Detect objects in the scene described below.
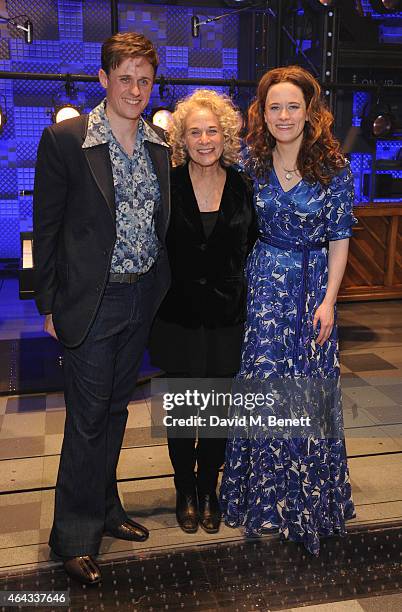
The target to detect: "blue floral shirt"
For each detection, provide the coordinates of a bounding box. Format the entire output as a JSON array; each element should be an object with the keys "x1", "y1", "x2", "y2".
[{"x1": 82, "y1": 99, "x2": 166, "y2": 274}]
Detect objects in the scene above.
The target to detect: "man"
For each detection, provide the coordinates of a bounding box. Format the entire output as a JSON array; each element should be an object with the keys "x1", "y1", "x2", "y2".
[{"x1": 33, "y1": 32, "x2": 170, "y2": 584}]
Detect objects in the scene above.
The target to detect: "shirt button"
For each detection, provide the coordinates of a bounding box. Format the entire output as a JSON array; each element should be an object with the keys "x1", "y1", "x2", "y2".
[
  {"x1": 102, "y1": 250, "x2": 108, "y2": 256},
  {"x1": 199, "y1": 278, "x2": 207, "y2": 285}
]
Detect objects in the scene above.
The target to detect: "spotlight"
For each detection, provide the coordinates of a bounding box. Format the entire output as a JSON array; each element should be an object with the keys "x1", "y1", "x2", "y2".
[
  {"x1": 370, "y1": 0, "x2": 401, "y2": 11},
  {"x1": 21, "y1": 19, "x2": 33, "y2": 44},
  {"x1": 305, "y1": 0, "x2": 337, "y2": 9},
  {"x1": 372, "y1": 114, "x2": 393, "y2": 137},
  {"x1": 191, "y1": 16, "x2": 200, "y2": 38},
  {"x1": 158, "y1": 75, "x2": 172, "y2": 101},
  {"x1": 151, "y1": 107, "x2": 173, "y2": 131},
  {"x1": 51, "y1": 77, "x2": 83, "y2": 123},
  {"x1": 361, "y1": 101, "x2": 395, "y2": 139},
  {"x1": 53, "y1": 104, "x2": 81, "y2": 124},
  {"x1": 0, "y1": 14, "x2": 33, "y2": 44}
]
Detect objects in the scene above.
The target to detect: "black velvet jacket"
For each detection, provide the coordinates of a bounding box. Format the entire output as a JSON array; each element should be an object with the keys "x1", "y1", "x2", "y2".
[{"x1": 155, "y1": 163, "x2": 257, "y2": 329}]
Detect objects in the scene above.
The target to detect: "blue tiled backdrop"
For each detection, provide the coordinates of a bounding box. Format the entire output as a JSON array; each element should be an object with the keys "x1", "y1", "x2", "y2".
[
  {"x1": 0, "y1": 1, "x2": 239, "y2": 258},
  {"x1": 1, "y1": 1, "x2": 402, "y2": 258}
]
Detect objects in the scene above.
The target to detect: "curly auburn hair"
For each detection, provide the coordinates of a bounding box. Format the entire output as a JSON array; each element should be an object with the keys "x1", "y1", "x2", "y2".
[
  {"x1": 247, "y1": 65, "x2": 346, "y2": 185},
  {"x1": 168, "y1": 89, "x2": 241, "y2": 167}
]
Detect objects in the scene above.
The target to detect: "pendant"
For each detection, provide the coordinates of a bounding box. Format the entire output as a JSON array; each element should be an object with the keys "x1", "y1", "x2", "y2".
[{"x1": 285, "y1": 172, "x2": 293, "y2": 181}]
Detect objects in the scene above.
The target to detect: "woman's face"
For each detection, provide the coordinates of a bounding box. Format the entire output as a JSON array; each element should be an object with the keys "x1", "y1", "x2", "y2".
[
  {"x1": 184, "y1": 107, "x2": 225, "y2": 167},
  {"x1": 264, "y1": 82, "x2": 308, "y2": 147}
]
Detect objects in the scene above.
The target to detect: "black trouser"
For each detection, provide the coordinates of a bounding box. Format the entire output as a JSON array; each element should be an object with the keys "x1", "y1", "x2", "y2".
[
  {"x1": 49, "y1": 271, "x2": 155, "y2": 557},
  {"x1": 167, "y1": 436, "x2": 227, "y2": 494},
  {"x1": 165, "y1": 373, "x2": 231, "y2": 495}
]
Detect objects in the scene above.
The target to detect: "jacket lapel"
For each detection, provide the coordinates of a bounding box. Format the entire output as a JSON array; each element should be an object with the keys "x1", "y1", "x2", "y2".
[
  {"x1": 84, "y1": 144, "x2": 115, "y2": 221},
  {"x1": 214, "y1": 167, "x2": 245, "y2": 234},
  {"x1": 174, "y1": 164, "x2": 244, "y2": 241},
  {"x1": 172, "y1": 165, "x2": 246, "y2": 242},
  {"x1": 174, "y1": 164, "x2": 207, "y2": 240},
  {"x1": 146, "y1": 140, "x2": 170, "y2": 240}
]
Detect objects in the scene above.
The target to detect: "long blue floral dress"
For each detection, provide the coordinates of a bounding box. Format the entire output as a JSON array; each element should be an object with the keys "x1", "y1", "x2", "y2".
[{"x1": 220, "y1": 164, "x2": 356, "y2": 556}]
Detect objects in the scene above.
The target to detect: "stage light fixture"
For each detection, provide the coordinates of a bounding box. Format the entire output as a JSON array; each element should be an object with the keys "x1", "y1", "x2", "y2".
[
  {"x1": 53, "y1": 104, "x2": 81, "y2": 124},
  {"x1": 304, "y1": 0, "x2": 338, "y2": 11},
  {"x1": 361, "y1": 101, "x2": 395, "y2": 139},
  {"x1": 151, "y1": 107, "x2": 173, "y2": 131},
  {"x1": 372, "y1": 114, "x2": 393, "y2": 137},
  {"x1": 158, "y1": 75, "x2": 172, "y2": 101},
  {"x1": 0, "y1": 13, "x2": 33, "y2": 43},
  {"x1": 192, "y1": 1, "x2": 264, "y2": 38},
  {"x1": 191, "y1": 16, "x2": 200, "y2": 38},
  {"x1": 51, "y1": 77, "x2": 83, "y2": 124},
  {"x1": 370, "y1": 0, "x2": 401, "y2": 11}
]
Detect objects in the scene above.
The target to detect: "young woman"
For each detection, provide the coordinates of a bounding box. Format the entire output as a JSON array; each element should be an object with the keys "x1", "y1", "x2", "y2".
[{"x1": 220, "y1": 66, "x2": 356, "y2": 556}]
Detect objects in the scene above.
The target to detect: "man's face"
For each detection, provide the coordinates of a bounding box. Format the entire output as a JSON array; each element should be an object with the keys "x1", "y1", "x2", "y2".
[{"x1": 98, "y1": 56, "x2": 154, "y2": 124}]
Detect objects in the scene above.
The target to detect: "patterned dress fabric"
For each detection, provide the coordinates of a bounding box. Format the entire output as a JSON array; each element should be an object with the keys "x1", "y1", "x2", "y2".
[{"x1": 220, "y1": 164, "x2": 357, "y2": 556}]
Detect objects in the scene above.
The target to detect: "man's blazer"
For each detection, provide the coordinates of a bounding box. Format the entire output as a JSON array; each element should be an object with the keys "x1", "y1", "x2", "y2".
[{"x1": 33, "y1": 114, "x2": 171, "y2": 348}]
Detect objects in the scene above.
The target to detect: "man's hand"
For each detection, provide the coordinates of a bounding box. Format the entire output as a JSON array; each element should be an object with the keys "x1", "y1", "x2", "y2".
[{"x1": 44, "y1": 314, "x2": 58, "y2": 340}]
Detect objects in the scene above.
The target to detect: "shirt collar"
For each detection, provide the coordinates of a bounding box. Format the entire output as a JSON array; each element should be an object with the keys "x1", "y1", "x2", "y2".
[
  {"x1": 82, "y1": 98, "x2": 168, "y2": 149},
  {"x1": 82, "y1": 99, "x2": 110, "y2": 149},
  {"x1": 142, "y1": 118, "x2": 169, "y2": 147}
]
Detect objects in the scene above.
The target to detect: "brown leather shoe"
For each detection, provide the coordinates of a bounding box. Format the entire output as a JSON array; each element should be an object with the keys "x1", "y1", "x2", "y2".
[
  {"x1": 63, "y1": 555, "x2": 101, "y2": 585},
  {"x1": 105, "y1": 518, "x2": 149, "y2": 542},
  {"x1": 176, "y1": 491, "x2": 198, "y2": 533},
  {"x1": 198, "y1": 491, "x2": 221, "y2": 534}
]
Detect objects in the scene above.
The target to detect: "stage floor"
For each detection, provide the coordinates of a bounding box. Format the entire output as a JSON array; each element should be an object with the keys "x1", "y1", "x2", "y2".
[{"x1": 0, "y1": 277, "x2": 401, "y2": 611}]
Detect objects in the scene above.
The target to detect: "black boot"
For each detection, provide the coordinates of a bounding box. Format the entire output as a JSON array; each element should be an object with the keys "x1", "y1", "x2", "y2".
[
  {"x1": 198, "y1": 490, "x2": 221, "y2": 534},
  {"x1": 176, "y1": 491, "x2": 198, "y2": 533}
]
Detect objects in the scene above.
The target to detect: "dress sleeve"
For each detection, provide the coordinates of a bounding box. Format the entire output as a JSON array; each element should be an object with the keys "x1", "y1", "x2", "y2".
[{"x1": 326, "y1": 162, "x2": 357, "y2": 241}]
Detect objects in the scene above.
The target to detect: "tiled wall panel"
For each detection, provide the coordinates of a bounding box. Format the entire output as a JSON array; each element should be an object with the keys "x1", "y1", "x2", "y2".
[{"x1": 0, "y1": 1, "x2": 239, "y2": 258}]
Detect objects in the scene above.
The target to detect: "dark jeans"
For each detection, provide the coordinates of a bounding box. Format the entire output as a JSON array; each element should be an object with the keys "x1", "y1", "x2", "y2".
[{"x1": 49, "y1": 271, "x2": 155, "y2": 557}]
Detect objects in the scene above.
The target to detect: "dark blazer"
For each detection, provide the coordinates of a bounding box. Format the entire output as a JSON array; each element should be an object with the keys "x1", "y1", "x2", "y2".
[
  {"x1": 33, "y1": 115, "x2": 171, "y2": 348},
  {"x1": 154, "y1": 163, "x2": 257, "y2": 329}
]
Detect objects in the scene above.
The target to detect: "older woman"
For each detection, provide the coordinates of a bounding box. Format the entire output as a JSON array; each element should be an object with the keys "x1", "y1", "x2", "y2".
[
  {"x1": 220, "y1": 66, "x2": 356, "y2": 555},
  {"x1": 150, "y1": 90, "x2": 256, "y2": 534}
]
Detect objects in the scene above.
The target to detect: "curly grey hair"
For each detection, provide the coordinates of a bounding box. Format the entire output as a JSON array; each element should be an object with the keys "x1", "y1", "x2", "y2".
[{"x1": 168, "y1": 89, "x2": 242, "y2": 167}]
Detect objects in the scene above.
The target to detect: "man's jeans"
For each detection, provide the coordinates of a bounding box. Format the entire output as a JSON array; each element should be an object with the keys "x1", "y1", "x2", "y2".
[{"x1": 49, "y1": 270, "x2": 155, "y2": 557}]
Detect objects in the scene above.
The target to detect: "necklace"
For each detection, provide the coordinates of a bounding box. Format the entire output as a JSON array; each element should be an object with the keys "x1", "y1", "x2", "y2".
[
  {"x1": 274, "y1": 149, "x2": 298, "y2": 181},
  {"x1": 189, "y1": 163, "x2": 226, "y2": 211},
  {"x1": 199, "y1": 187, "x2": 217, "y2": 210}
]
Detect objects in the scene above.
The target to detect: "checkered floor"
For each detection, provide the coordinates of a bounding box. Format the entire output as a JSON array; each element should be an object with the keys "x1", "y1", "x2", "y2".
[{"x1": 0, "y1": 278, "x2": 401, "y2": 610}]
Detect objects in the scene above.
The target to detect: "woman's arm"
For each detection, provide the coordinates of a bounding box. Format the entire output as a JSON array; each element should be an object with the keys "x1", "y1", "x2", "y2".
[{"x1": 313, "y1": 238, "x2": 350, "y2": 346}]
